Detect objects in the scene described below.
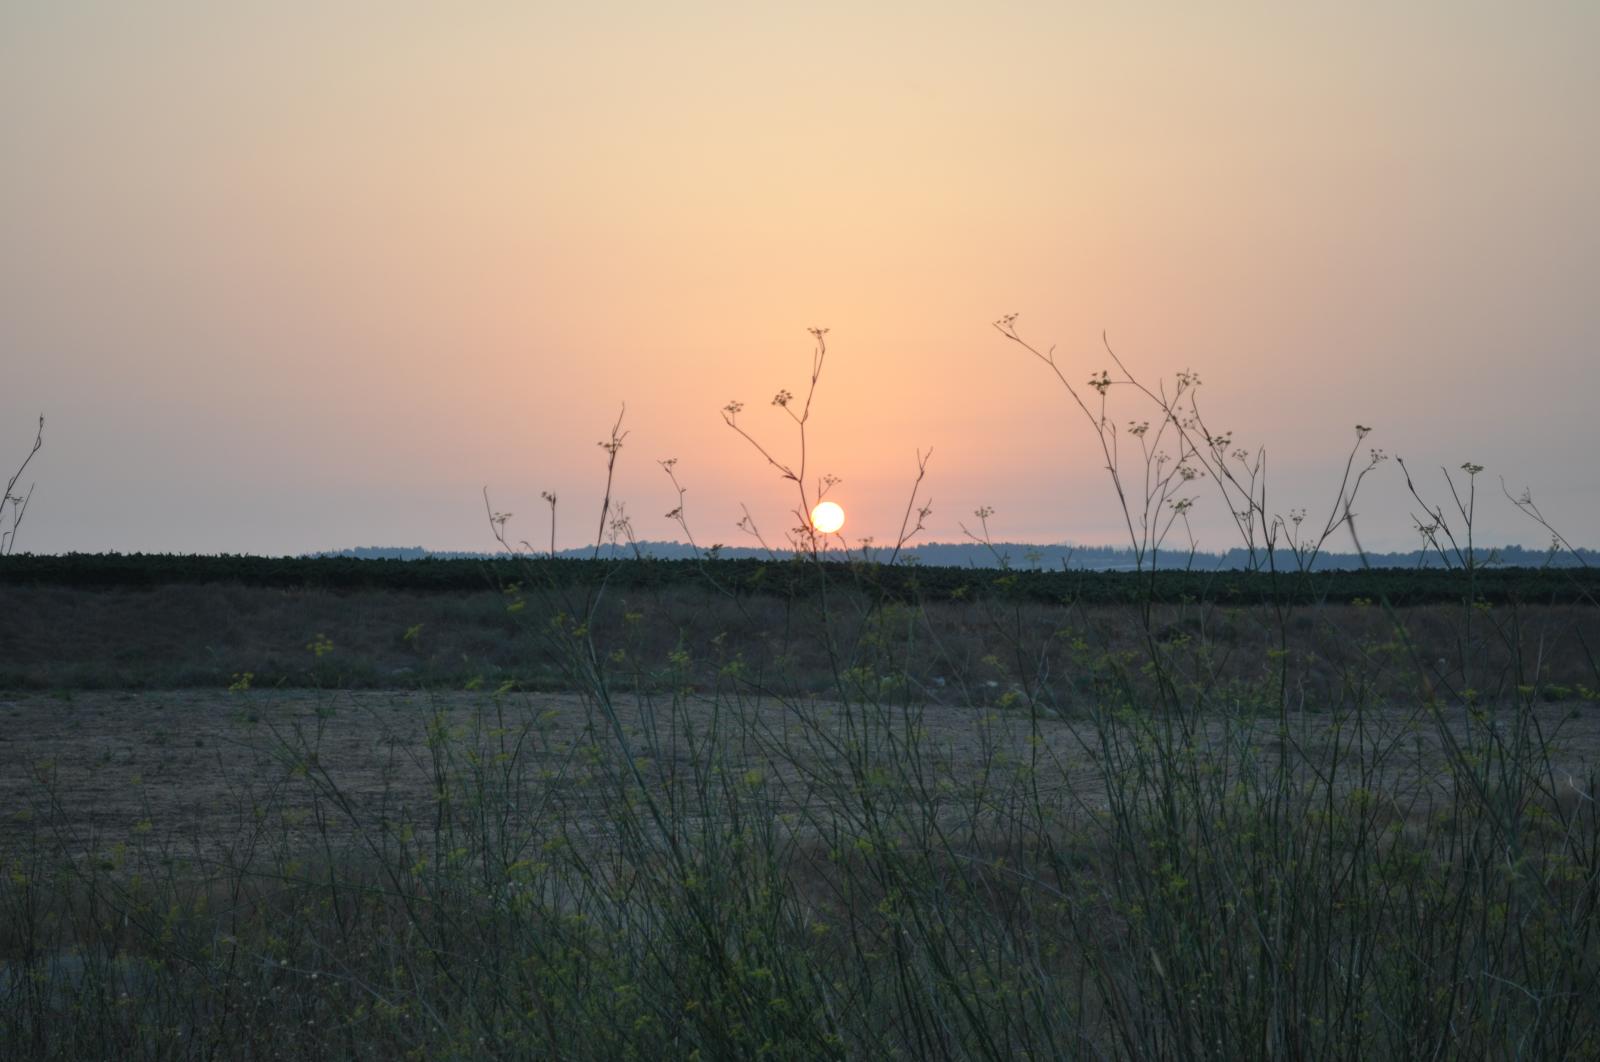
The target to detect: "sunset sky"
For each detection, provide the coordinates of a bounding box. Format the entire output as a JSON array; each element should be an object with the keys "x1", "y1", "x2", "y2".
[{"x1": 3, "y1": 3, "x2": 1596, "y2": 556}]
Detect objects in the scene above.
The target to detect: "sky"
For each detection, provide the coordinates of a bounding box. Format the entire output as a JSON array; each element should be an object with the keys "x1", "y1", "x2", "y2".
[{"x1": 2, "y1": 2, "x2": 1596, "y2": 556}]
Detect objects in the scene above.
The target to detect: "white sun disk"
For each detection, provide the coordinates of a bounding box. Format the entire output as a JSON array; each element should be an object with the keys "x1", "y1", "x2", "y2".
[{"x1": 810, "y1": 500, "x2": 845, "y2": 534}]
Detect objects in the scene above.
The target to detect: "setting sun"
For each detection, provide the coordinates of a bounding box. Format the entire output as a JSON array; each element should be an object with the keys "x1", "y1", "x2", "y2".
[{"x1": 810, "y1": 500, "x2": 845, "y2": 535}]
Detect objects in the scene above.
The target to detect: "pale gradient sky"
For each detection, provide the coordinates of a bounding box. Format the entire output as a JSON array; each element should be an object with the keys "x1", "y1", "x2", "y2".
[{"x1": 2, "y1": 2, "x2": 1596, "y2": 556}]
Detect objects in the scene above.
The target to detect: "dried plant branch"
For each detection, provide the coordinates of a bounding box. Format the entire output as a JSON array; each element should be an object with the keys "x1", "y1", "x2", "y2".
[
  {"x1": 722, "y1": 328, "x2": 834, "y2": 557},
  {"x1": 592, "y1": 405, "x2": 628, "y2": 561},
  {"x1": 2, "y1": 414, "x2": 44, "y2": 556},
  {"x1": 658, "y1": 457, "x2": 700, "y2": 557},
  {"x1": 540, "y1": 491, "x2": 558, "y2": 558},
  {"x1": 887, "y1": 448, "x2": 934, "y2": 566},
  {"x1": 1503, "y1": 478, "x2": 1588, "y2": 570}
]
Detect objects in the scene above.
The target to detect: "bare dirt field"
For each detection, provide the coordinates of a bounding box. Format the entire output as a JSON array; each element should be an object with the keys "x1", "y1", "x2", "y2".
[{"x1": 5, "y1": 688, "x2": 1599, "y2": 867}]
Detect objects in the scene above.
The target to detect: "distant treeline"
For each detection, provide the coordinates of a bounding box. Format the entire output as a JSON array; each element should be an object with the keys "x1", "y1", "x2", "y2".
[
  {"x1": 323, "y1": 541, "x2": 1599, "y2": 570},
  {"x1": 3, "y1": 552, "x2": 1598, "y2": 606}
]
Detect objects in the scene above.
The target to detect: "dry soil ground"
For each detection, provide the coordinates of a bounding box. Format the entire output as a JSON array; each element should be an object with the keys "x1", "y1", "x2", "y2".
[{"x1": 4, "y1": 688, "x2": 1599, "y2": 870}]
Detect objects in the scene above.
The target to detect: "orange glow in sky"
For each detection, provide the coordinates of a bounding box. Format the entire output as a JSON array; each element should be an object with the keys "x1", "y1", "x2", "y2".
[{"x1": 1, "y1": 4, "x2": 1596, "y2": 554}]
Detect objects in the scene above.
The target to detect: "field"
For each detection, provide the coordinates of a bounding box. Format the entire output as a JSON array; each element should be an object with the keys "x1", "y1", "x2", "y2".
[
  {"x1": 9, "y1": 688, "x2": 1597, "y2": 867},
  {"x1": 4, "y1": 567, "x2": 1599, "y2": 697},
  {"x1": 3, "y1": 557, "x2": 1600, "y2": 1059}
]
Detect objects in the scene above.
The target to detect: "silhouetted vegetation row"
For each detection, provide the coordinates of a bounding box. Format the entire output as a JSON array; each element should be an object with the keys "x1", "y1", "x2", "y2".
[{"x1": 2, "y1": 552, "x2": 1597, "y2": 605}]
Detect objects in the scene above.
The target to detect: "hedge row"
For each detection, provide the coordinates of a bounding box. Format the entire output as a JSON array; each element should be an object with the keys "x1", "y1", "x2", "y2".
[{"x1": 3, "y1": 553, "x2": 1597, "y2": 607}]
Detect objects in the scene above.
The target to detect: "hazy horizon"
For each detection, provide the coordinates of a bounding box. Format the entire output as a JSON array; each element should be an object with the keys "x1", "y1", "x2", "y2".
[
  {"x1": 15, "y1": 540, "x2": 1587, "y2": 571},
  {"x1": 4, "y1": 3, "x2": 1596, "y2": 557}
]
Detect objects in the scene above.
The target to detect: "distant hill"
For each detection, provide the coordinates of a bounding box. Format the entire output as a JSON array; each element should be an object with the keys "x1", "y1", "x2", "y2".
[{"x1": 317, "y1": 541, "x2": 1598, "y2": 571}]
